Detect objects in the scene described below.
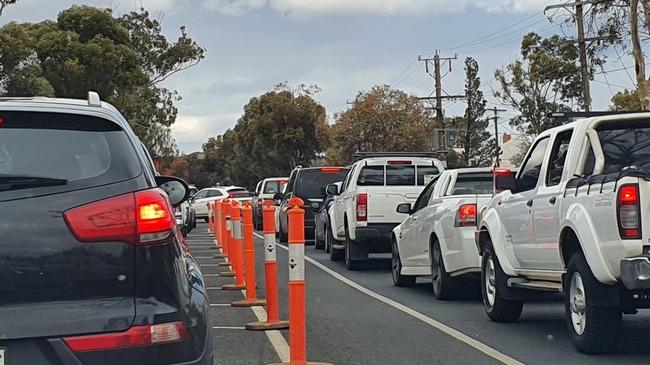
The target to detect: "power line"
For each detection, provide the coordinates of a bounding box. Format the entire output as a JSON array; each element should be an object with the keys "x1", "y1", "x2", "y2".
[{"x1": 388, "y1": 58, "x2": 418, "y2": 87}]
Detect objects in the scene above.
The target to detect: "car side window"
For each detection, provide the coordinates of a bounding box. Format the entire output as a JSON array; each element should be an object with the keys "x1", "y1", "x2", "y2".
[
  {"x1": 207, "y1": 190, "x2": 223, "y2": 198},
  {"x1": 546, "y1": 130, "x2": 573, "y2": 186},
  {"x1": 412, "y1": 180, "x2": 436, "y2": 212},
  {"x1": 194, "y1": 190, "x2": 208, "y2": 199},
  {"x1": 582, "y1": 142, "x2": 596, "y2": 177},
  {"x1": 341, "y1": 164, "x2": 356, "y2": 193},
  {"x1": 517, "y1": 137, "x2": 550, "y2": 192}
]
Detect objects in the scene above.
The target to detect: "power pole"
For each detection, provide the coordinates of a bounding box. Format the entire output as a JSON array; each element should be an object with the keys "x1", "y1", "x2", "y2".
[
  {"x1": 491, "y1": 107, "x2": 506, "y2": 167},
  {"x1": 417, "y1": 51, "x2": 464, "y2": 159},
  {"x1": 545, "y1": 1, "x2": 599, "y2": 112}
]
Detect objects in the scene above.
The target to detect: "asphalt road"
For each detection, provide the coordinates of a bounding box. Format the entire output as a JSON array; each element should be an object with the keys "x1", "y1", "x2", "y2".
[{"x1": 191, "y1": 222, "x2": 650, "y2": 364}]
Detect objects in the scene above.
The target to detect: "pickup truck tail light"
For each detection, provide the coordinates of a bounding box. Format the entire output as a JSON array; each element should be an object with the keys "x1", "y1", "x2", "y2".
[
  {"x1": 356, "y1": 193, "x2": 368, "y2": 222},
  {"x1": 454, "y1": 204, "x2": 477, "y2": 227},
  {"x1": 64, "y1": 189, "x2": 174, "y2": 245},
  {"x1": 618, "y1": 184, "x2": 641, "y2": 239}
]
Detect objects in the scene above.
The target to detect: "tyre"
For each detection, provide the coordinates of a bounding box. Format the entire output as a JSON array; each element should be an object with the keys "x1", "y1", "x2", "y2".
[
  {"x1": 565, "y1": 252, "x2": 621, "y2": 354},
  {"x1": 431, "y1": 238, "x2": 457, "y2": 300},
  {"x1": 344, "y1": 224, "x2": 363, "y2": 270},
  {"x1": 481, "y1": 240, "x2": 523, "y2": 322},
  {"x1": 329, "y1": 224, "x2": 344, "y2": 261},
  {"x1": 202, "y1": 217, "x2": 209, "y2": 223},
  {"x1": 279, "y1": 221, "x2": 288, "y2": 243},
  {"x1": 392, "y1": 239, "x2": 416, "y2": 287},
  {"x1": 324, "y1": 222, "x2": 332, "y2": 253},
  {"x1": 314, "y1": 227, "x2": 325, "y2": 250}
]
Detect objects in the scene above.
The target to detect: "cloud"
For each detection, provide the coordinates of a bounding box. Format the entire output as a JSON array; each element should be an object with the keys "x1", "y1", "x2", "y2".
[
  {"x1": 200, "y1": 0, "x2": 557, "y2": 16},
  {"x1": 172, "y1": 113, "x2": 241, "y2": 153}
]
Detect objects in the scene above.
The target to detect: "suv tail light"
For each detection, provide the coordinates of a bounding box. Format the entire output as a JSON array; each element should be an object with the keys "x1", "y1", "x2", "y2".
[
  {"x1": 64, "y1": 322, "x2": 189, "y2": 352},
  {"x1": 454, "y1": 204, "x2": 477, "y2": 227},
  {"x1": 617, "y1": 184, "x2": 641, "y2": 239},
  {"x1": 356, "y1": 193, "x2": 368, "y2": 222},
  {"x1": 321, "y1": 167, "x2": 341, "y2": 173},
  {"x1": 64, "y1": 188, "x2": 174, "y2": 245}
]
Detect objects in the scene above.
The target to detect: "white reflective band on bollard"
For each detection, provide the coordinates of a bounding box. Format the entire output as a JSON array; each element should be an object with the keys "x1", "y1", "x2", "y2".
[
  {"x1": 288, "y1": 244, "x2": 305, "y2": 281},
  {"x1": 226, "y1": 218, "x2": 232, "y2": 232},
  {"x1": 233, "y1": 220, "x2": 243, "y2": 240},
  {"x1": 264, "y1": 233, "x2": 276, "y2": 261}
]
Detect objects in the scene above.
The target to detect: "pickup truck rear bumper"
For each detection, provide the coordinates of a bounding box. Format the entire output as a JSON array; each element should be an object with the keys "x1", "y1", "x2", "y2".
[
  {"x1": 354, "y1": 223, "x2": 396, "y2": 252},
  {"x1": 620, "y1": 256, "x2": 650, "y2": 290}
]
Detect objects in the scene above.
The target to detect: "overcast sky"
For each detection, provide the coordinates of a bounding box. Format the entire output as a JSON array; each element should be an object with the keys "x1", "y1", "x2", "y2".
[{"x1": 1, "y1": 0, "x2": 638, "y2": 153}]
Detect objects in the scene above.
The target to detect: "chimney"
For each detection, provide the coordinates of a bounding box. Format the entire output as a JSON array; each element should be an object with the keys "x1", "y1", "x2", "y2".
[{"x1": 502, "y1": 133, "x2": 512, "y2": 144}]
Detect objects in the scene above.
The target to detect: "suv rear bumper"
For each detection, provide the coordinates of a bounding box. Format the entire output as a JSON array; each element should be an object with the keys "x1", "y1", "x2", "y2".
[{"x1": 621, "y1": 256, "x2": 650, "y2": 290}]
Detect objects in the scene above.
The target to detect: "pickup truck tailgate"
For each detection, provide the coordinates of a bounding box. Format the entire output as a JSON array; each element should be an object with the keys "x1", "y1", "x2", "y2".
[{"x1": 367, "y1": 188, "x2": 421, "y2": 224}]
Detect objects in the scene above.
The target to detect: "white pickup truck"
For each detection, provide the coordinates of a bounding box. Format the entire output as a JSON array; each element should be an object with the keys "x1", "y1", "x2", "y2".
[
  {"x1": 392, "y1": 168, "x2": 494, "y2": 299},
  {"x1": 327, "y1": 152, "x2": 444, "y2": 270},
  {"x1": 476, "y1": 113, "x2": 650, "y2": 354}
]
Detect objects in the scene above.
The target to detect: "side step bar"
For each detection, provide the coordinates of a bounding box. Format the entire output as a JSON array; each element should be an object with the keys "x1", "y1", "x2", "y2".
[{"x1": 507, "y1": 278, "x2": 562, "y2": 292}]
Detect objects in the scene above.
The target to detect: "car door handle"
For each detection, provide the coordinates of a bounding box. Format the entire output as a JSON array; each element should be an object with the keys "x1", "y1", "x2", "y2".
[
  {"x1": 526, "y1": 200, "x2": 533, "y2": 208},
  {"x1": 549, "y1": 197, "x2": 556, "y2": 205}
]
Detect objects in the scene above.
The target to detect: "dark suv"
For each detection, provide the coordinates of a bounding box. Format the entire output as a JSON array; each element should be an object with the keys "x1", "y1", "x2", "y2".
[
  {"x1": 0, "y1": 93, "x2": 213, "y2": 365},
  {"x1": 276, "y1": 166, "x2": 349, "y2": 243}
]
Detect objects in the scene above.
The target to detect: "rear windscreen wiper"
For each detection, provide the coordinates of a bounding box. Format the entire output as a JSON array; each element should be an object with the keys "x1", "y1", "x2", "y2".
[{"x1": 0, "y1": 175, "x2": 69, "y2": 191}]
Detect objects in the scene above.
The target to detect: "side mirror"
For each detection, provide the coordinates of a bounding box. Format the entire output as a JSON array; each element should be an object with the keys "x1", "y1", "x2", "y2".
[
  {"x1": 396, "y1": 203, "x2": 412, "y2": 214},
  {"x1": 326, "y1": 184, "x2": 339, "y2": 196},
  {"x1": 273, "y1": 192, "x2": 284, "y2": 201},
  {"x1": 155, "y1": 175, "x2": 190, "y2": 208},
  {"x1": 493, "y1": 168, "x2": 516, "y2": 193}
]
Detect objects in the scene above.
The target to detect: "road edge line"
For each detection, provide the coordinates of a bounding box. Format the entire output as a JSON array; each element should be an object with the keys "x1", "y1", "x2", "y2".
[
  {"x1": 254, "y1": 232, "x2": 523, "y2": 365},
  {"x1": 241, "y1": 289, "x2": 291, "y2": 362}
]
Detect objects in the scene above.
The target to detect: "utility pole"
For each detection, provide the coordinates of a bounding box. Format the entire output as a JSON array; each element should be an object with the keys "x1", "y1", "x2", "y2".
[
  {"x1": 545, "y1": 1, "x2": 599, "y2": 112},
  {"x1": 417, "y1": 51, "x2": 464, "y2": 159},
  {"x1": 491, "y1": 107, "x2": 506, "y2": 167}
]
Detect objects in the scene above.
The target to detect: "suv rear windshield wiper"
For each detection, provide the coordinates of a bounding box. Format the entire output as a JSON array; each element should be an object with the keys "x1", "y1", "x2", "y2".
[{"x1": 0, "y1": 175, "x2": 69, "y2": 191}]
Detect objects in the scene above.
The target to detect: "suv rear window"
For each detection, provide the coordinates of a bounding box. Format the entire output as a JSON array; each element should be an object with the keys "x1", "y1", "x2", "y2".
[
  {"x1": 597, "y1": 122, "x2": 650, "y2": 174},
  {"x1": 263, "y1": 180, "x2": 286, "y2": 194},
  {"x1": 0, "y1": 112, "x2": 141, "y2": 195},
  {"x1": 295, "y1": 168, "x2": 349, "y2": 199}
]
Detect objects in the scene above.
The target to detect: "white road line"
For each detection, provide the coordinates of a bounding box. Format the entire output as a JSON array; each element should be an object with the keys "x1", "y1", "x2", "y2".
[
  {"x1": 243, "y1": 289, "x2": 290, "y2": 363},
  {"x1": 213, "y1": 326, "x2": 246, "y2": 330},
  {"x1": 191, "y1": 250, "x2": 218, "y2": 253},
  {"x1": 199, "y1": 264, "x2": 221, "y2": 267},
  {"x1": 210, "y1": 304, "x2": 231, "y2": 307},
  {"x1": 204, "y1": 274, "x2": 227, "y2": 277},
  {"x1": 195, "y1": 256, "x2": 218, "y2": 259},
  {"x1": 206, "y1": 287, "x2": 223, "y2": 290},
  {"x1": 253, "y1": 232, "x2": 523, "y2": 365}
]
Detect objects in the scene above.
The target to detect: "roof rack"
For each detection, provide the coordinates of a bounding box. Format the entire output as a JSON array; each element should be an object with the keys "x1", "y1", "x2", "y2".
[
  {"x1": 547, "y1": 111, "x2": 649, "y2": 124},
  {"x1": 87, "y1": 91, "x2": 101, "y2": 107},
  {"x1": 352, "y1": 152, "x2": 437, "y2": 161}
]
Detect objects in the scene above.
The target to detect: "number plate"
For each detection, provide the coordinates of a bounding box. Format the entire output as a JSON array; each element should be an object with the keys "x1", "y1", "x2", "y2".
[{"x1": 0, "y1": 347, "x2": 6, "y2": 365}]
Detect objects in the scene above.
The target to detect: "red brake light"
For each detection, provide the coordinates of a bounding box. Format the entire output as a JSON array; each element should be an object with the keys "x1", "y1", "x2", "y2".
[
  {"x1": 356, "y1": 193, "x2": 368, "y2": 222},
  {"x1": 454, "y1": 204, "x2": 477, "y2": 227},
  {"x1": 617, "y1": 184, "x2": 641, "y2": 239},
  {"x1": 388, "y1": 160, "x2": 412, "y2": 165},
  {"x1": 64, "y1": 188, "x2": 174, "y2": 245},
  {"x1": 492, "y1": 167, "x2": 512, "y2": 176},
  {"x1": 321, "y1": 167, "x2": 341, "y2": 173},
  {"x1": 64, "y1": 322, "x2": 189, "y2": 352}
]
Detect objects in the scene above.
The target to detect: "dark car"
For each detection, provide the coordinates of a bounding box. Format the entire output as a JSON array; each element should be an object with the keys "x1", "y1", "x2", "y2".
[
  {"x1": 314, "y1": 181, "x2": 343, "y2": 251},
  {"x1": 0, "y1": 93, "x2": 213, "y2": 365},
  {"x1": 276, "y1": 166, "x2": 349, "y2": 243}
]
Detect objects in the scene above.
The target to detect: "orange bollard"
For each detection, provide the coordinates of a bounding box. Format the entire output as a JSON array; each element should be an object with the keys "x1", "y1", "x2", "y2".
[
  {"x1": 268, "y1": 197, "x2": 331, "y2": 365},
  {"x1": 215, "y1": 200, "x2": 224, "y2": 249},
  {"x1": 211, "y1": 203, "x2": 226, "y2": 258},
  {"x1": 220, "y1": 200, "x2": 230, "y2": 261},
  {"x1": 223, "y1": 201, "x2": 246, "y2": 290},
  {"x1": 232, "y1": 202, "x2": 266, "y2": 307},
  {"x1": 219, "y1": 200, "x2": 235, "y2": 276},
  {"x1": 247, "y1": 201, "x2": 289, "y2": 330}
]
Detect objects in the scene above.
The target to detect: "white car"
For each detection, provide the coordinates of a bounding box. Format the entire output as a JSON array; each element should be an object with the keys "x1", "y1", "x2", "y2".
[
  {"x1": 274, "y1": 183, "x2": 287, "y2": 236},
  {"x1": 253, "y1": 177, "x2": 288, "y2": 230},
  {"x1": 392, "y1": 168, "x2": 494, "y2": 299},
  {"x1": 328, "y1": 152, "x2": 444, "y2": 270},
  {"x1": 477, "y1": 113, "x2": 650, "y2": 353},
  {"x1": 192, "y1": 186, "x2": 252, "y2": 221},
  {"x1": 176, "y1": 184, "x2": 198, "y2": 236}
]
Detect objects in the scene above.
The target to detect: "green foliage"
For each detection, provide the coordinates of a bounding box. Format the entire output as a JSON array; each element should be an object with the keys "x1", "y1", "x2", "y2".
[
  {"x1": 610, "y1": 88, "x2": 644, "y2": 111},
  {"x1": 326, "y1": 85, "x2": 435, "y2": 165},
  {"x1": 493, "y1": 33, "x2": 584, "y2": 137},
  {"x1": 0, "y1": 5, "x2": 205, "y2": 157},
  {"x1": 197, "y1": 85, "x2": 327, "y2": 189}
]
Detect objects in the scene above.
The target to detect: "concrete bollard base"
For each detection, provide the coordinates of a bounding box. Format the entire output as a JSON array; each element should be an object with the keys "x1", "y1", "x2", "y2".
[
  {"x1": 221, "y1": 284, "x2": 246, "y2": 291},
  {"x1": 231, "y1": 299, "x2": 266, "y2": 307},
  {"x1": 245, "y1": 320, "x2": 289, "y2": 331},
  {"x1": 218, "y1": 271, "x2": 235, "y2": 277},
  {"x1": 218, "y1": 262, "x2": 231, "y2": 266}
]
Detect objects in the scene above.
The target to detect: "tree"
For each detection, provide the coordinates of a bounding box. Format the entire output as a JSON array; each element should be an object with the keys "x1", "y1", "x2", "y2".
[
  {"x1": 611, "y1": 88, "x2": 644, "y2": 111},
  {"x1": 457, "y1": 57, "x2": 493, "y2": 167},
  {"x1": 493, "y1": 33, "x2": 586, "y2": 137},
  {"x1": 201, "y1": 84, "x2": 327, "y2": 188},
  {"x1": 0, "y1": 6, "x2": 205, "y2": 156},
  {"x1": 0, "y1": 0, "x2": 17, "y2": 16},
  {"x1": 326, "y1": 85, "x2": 435, "y2": 165}
]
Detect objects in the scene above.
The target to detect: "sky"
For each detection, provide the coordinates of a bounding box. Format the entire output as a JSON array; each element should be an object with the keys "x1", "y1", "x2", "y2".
[{"x1": 1, "y1": 0, "x2": 639, "y2": 153}]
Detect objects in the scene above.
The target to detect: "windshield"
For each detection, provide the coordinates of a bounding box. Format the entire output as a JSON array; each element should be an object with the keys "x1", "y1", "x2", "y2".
[
  {"x1": 597, "y1": 122, "x2": 650, "y2": 174},
  {"x1": 294, "y1": 169, "x2": 349, "y2": 199}
]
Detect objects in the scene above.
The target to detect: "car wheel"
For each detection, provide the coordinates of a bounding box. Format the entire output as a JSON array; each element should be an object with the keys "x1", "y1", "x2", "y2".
[
  {"x1": 203, "y1": 217, "x2": 209, "y2": 223},
  {"x1": 314, "y1": 227, "x2": 325, "y2": 250},
  {"x1": 344, "y1": 224, "x2": 362, "y2": 270},
  {"x1": 328, "y1": 223, "x2": 343, "y2": 261},
  {"x1": 481, "y1": 240, "x2": 523, "y2": 322},
  {"x1": 324, "y1": 222, "x2": 331, "y2": 254},
  {"x1": 431, "y1": 238, "x2": 457, "y2": 300},
  {"x1": 392, "y1": 239, "x2": 416, "y2": 287},
  {"x1": 279, "y1": 222, "x2": 288, "y2": 243},
  {"x1": 565, "y1": 252, "x2": 621, "y2": 354}
]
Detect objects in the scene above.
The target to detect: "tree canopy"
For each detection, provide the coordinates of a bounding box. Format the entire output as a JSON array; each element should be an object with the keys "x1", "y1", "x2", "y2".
[{"x1": 0, "y1": 5, "x2": 205, "y2": 156}]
